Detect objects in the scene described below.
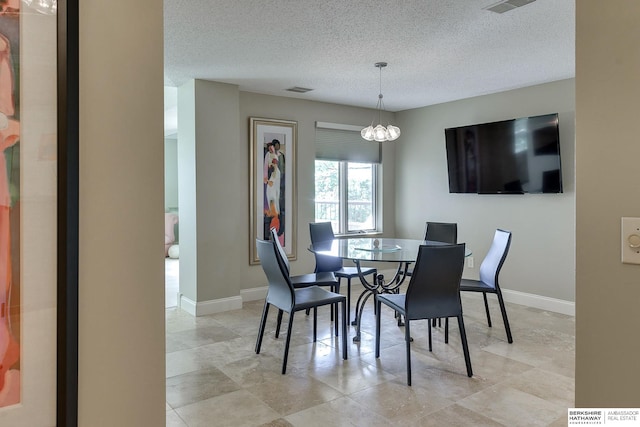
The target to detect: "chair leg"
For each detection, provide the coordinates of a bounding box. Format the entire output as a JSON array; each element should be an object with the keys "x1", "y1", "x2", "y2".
[
  {"x1": 496, "y1": 290, "x2": 513, "y2": 343},
  {"x1": 282, "y1": 311, "x2": 295, "y2": 374},
  {"x1": 457, "y1": 315, "x2": 473, "y2": 377},
  {"x1": 333, "y1": 282, "x2": 341, "y2": 326},
  {"x1": 346, "y1": 277, "x2": 352, "y2": 325},
  {"x1": 313, "y1": 307, "x2": 317, "y2": 342},
  {"x1": 405, "y1": 318, "x2": 412, "y2": 386},
  {"x1": 444, "y1": 317, "x2": 449, "y2": 343},
  {"x1": 329, "y1": 283, "x2": 336, "y2": 322},
  {"x1": 255, "y1": 302, "x2": 270, "y2": 354},
  {"x1": 341, "y1": 299, "x2": 348, "y2": 360},
  {"x1": 275, "y1": 309, "x2": 284, "y2": 338},
  {"x1": 483, "y1": 292, "x2": 492, "y2": 327},
  {"x1": 375, "y1": 298, "x2": 381, "y2": 358},
  {"x1": 428, "y1": 321, "x2": 432, "y2": 351}
]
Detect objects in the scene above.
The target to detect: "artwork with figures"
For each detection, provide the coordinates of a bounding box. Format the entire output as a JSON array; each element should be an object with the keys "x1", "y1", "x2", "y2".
[
  {"x1": 250, "y1": 118, "x2": 296, "y2": 264},
  {"x1": 0, "y1": 0, "x2": 21, "y2": 408},
  {"x1": 263, "y1": 132, "x2": 286, "y2": 246}
]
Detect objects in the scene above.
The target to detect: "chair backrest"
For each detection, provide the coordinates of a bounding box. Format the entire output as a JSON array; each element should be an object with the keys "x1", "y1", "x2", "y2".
[
  {"x1": 309, "y1": 222, "x2": 343, "y2": 273},
  {"x1": 424, "y1": 221, "x2": 457, "y2": 244},
  {"x1": 256, "y1": 239, "x2": 295, "y2": 311},
  {"x1": 405, "y1": 244, "x2": 466, "y2": 320},
  {"x1": 478, "y1": 229, "x2": 512, "y2": 289},
  {"x1": 270, "y1": 227, "x2": 290, "y2": 274}
]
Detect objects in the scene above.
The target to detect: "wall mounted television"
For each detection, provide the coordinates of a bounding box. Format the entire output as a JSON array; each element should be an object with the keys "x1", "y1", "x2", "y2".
[{"x1": 445, "y1": 113, "x2": 563, "y2": 194}]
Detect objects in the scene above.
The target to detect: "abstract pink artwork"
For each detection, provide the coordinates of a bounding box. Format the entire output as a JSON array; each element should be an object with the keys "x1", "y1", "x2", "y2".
[{"x1": 0, "y1": 0, "x2": 21, "y2": 408}]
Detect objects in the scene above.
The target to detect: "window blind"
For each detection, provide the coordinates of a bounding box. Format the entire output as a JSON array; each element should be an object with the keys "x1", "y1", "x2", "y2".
[{"x1": 315, "y1": 122, "x2": 381, "y2": 163}]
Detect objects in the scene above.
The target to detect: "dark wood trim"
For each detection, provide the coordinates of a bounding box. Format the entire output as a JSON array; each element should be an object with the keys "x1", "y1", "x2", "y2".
[{"x1": 57, "y1": 0, "x2": 79, "y2": 425}]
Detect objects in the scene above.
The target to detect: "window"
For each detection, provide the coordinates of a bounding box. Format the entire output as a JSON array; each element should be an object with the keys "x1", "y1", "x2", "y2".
[{"x1": 314, "y1": 122, "x2": 380, "y2": 234}]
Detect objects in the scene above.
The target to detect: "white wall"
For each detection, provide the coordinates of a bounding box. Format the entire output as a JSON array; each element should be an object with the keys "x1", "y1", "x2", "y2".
[
  {"x1": 164, "y1": 137, "x2": 178, "y2": 211},
  {"x1": 395, "y1": 79, "x2": 576, "y2": 307}
]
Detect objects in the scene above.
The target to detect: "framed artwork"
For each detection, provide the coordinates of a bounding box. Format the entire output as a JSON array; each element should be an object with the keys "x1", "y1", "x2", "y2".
[
  {"x1": 249, "y1": 117, "x2": 297, "y2": 265},
  {"x1": 0, "y1": 1, "x2": 78, "y2": 426}
]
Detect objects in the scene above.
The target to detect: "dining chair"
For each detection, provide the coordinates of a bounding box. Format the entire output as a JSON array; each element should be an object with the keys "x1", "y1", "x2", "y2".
[
  {"x1": 309, "y1": 222, "x2": 377, "y2": 325},
  {"x1": 255, "y1": 239, "x2": 347, "y2": 374},
  {"x1": 406, "y1": 222, "x2": 458, "y2": 327},
  {"x1": 406, "y1": 222, "x2": 457, "y2": 277},
  {"x1": 270, "y1": 227, "x2": 341, "y2": 329},
  {"x1": 424, "y1": 221, "x2": 458, "y2": 244},
  {"x1": 459, "y1": 228, "x2": 513, "y2": 343},
  {"x1": 375, "y1": 244, "x2": 472, "y2": 386}
]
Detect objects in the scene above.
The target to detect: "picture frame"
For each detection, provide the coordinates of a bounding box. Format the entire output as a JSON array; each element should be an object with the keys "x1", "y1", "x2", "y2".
[
  {"x1": 0, "y1": 1, "x2": 78, "y2": 426},
  {"x1": 249, "y1": 117, "x2": 297, "y2": 265}
]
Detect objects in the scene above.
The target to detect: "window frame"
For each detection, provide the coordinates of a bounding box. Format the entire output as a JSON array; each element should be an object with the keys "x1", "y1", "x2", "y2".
[{"x1": 315, "y1": 159, "x2": 381, "y2": 236}]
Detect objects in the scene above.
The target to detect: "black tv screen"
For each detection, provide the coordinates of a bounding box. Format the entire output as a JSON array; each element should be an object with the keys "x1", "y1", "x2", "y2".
[{"x1": 445, "y1": 113, "x2": 563, "y2": 194}]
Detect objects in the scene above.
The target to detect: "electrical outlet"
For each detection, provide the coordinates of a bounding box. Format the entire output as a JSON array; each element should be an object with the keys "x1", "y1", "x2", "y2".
[
  {"x1": 622, "y1": 217, "x2": 640, "y2": 264},
  {"x1": 467, "y1": 256, "x2": 474, "y2": 268}
]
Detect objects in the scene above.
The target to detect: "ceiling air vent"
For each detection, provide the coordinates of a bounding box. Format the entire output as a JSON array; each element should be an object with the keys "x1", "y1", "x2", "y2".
[
  {"x1": 286, "y1": 86, "x2": 313, "y2": 93},
  {"x1": 484, "y1": 0, "x2": 536, "y2": 14}
]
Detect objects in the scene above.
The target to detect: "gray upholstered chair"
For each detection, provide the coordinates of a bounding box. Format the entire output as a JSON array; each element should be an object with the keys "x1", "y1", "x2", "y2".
[
  {"x1": 255, "y1": 239, "x2": 347, "y2": 374},
  {"x1": 459, "y1": 229, "x2": 513, "y2": 343},
  {"x1": 309, "y1": 222, "x2": 377, "y2": 325},
  {"x1": 270, "y1": 227, "x2": 340, "y2": 329},
  {"x1": 406, "y1": 221, "x2": 457, "y2": 277},
  {"x1": 375, "y1": 244, "x2": 472, "y2": 385}
]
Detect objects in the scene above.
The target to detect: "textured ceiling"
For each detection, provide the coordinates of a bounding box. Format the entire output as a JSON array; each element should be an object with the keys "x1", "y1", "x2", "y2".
[{"x1": 164, "y1": 0, "x2": 575, "y2": 112}]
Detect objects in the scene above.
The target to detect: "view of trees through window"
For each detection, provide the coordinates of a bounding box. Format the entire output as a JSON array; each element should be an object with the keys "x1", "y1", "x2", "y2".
[{"x1": 315, "y1": 160, "x2": 375, "y2": 233}]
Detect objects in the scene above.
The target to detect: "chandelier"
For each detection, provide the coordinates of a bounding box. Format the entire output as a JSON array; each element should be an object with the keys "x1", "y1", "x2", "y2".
[
  {"x1": 361, "y1": 62, "x2": 401, "y2": 142},
  {"x1": 22, "y1": 0, "x2": 57, "y2": 14}
]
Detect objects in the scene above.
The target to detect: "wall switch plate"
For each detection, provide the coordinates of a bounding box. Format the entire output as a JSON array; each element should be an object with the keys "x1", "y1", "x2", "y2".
[
  {"x1": 467, "y1": 256, "x2": 474, "y2": 268},
  {"x1": 621, "y1": 217, "x2": 640, "y2": 264}
]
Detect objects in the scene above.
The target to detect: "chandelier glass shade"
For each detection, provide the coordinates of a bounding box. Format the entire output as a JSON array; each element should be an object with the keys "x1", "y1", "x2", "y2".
[{"x1": 361, "y1": 62, "x2": 401, "y2": 142}]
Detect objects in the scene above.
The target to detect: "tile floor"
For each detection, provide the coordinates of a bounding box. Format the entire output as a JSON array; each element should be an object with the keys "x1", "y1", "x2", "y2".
[
  {"x1": 166, "y1": 258, "x2": 179, "y2": 308},
  {"x1": 165, "y1": 262, "x2": 574, "y2": 427}
]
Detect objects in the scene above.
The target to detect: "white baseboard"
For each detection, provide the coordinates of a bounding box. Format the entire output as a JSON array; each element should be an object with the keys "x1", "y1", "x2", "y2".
[
  {"x1": 177, "y1": 285, "x2": 575, "y2": 317},
  {"x1": 501, "y1": 288, "x2": 575, "y2": 316},
  {"x1": 179, "y1": 294, "x2": 243, "y2": 316}
]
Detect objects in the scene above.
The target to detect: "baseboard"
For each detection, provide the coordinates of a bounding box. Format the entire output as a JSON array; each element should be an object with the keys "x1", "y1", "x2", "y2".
[
  {"x1": 179, "y1": 294, "x2": 243, "y2": 316},
  {"x1": 177, "y1": 285, "x2": 574, "y2": 317},
  {"x1": 240, "y1": 286, "x2": 268, "y2": 302},
  {"x1": 500, "y1": 288, "x2": 575, "y2": 316}
]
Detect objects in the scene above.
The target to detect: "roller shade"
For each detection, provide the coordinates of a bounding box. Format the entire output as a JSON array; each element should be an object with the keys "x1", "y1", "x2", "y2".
[{"x1": 315, "y1": 122, "x2": 381, "y2": 163}]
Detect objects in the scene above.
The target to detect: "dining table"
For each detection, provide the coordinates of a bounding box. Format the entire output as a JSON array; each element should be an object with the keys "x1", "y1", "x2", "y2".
[{"x1": 309, "y1": 237, "x2": 471, "y2": 342}]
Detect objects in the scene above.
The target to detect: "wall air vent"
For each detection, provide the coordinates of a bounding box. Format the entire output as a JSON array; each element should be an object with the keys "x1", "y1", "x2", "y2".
[
  {"x1": 484, "y1": 0, "x2": 536, "y2": 14},
  {"x1": 286, "y1": 86, "x2": 313, "y2": 93}
]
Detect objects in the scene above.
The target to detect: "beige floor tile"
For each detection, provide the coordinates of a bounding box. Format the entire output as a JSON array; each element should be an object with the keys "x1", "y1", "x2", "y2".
[
  {"x1": 166, "y1": 367, "x2": 241, "y2": 409},
  {"x1": 457, "y1": 385, "x2": 566, "y2": 426},
  {"x1": 407, "y1": 403, "x2": 504, "y2": 427},
  {"x1": 175, "y1": 389, "x2": 281, "y2": 427},
  {"x1": 166, "y1": 410, "x2": 189, "y2": 427},
  {"x1": 285, "y1": 396, "x2": 393, "y2": 427},
  {"x1": 350, "y1": 380, "x2": 454, "y2": 424},
  {"x1": 165, "y1": 267, "x2": 576, "y2": 427},
  {"x1": 500, "y1": 367, "x2": 575, "y2": 408}
]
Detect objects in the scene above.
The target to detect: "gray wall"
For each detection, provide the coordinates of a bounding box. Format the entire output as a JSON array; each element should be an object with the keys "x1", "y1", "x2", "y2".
[
  {"x1": 395, "y1": 79, "x2": 576, "y2": 303},
  {"x1": 239, "y1": 91, "x2": 398, "y2": 279},
  {"x1": 575, "y1": 0, "x2": 640, "y2": 406},
  {"x1": 79, "y1": 0, "x2": 166, "y2": 424},
  {"x1": 175, "y1": 84, "x2": 398, "y2": 306},
  {"x1": 73, "y1": 0, "x2": 640, "y2": 421}
]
